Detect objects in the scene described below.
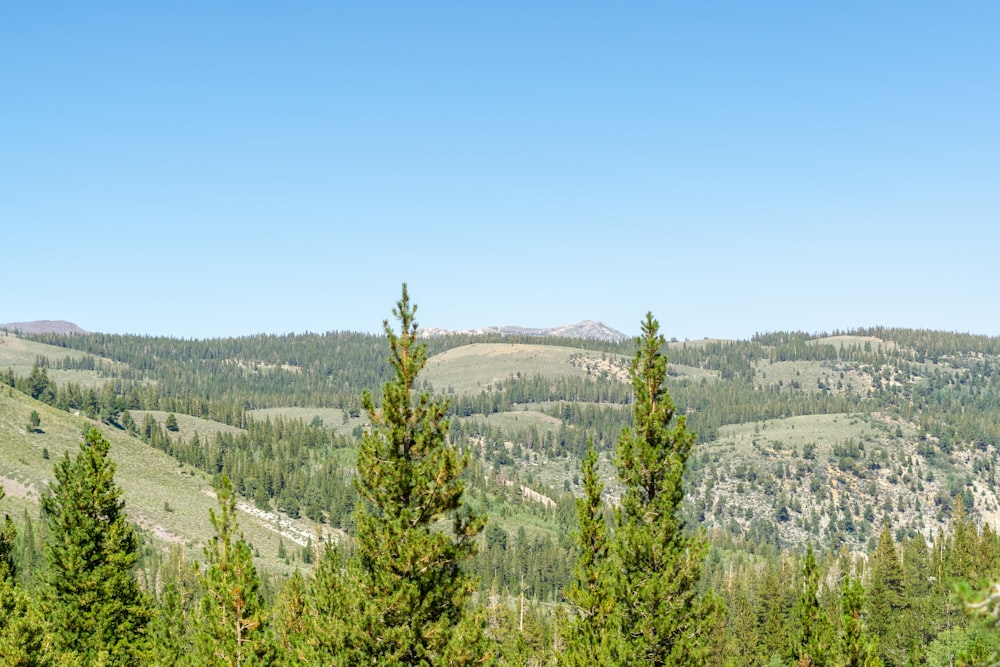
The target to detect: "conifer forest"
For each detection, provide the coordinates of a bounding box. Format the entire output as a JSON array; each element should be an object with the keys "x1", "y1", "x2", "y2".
[{"x1": 4, "y1": 286, "x2": 1000, "y2": 665}]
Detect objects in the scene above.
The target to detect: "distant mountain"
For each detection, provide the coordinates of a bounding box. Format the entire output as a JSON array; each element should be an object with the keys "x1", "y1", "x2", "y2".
[
  {"x1": 419, "y1": 319, "x2": 629, "y2": 344},
  {"x1": 0, "y1": 320, "x2": 87, "y2": 335}
]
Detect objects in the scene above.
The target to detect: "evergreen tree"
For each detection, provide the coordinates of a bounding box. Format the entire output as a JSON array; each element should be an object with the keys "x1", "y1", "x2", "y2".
[
  {"x1": 41, "y1": 427, "x2": 152, "y2": 665},
  {"x1": 147, "y1": 545, "x2": 196, "y2": 667},
  {"x1": 0, "y1": 486, "x2": 14, "y2": 581},
  {"x1": 26, "y1": 363, "x2": 51, "y2": 402},
  {"x1": 868, "y1": 524, "x2": 906, "y2": 666},
  {"x1": 899, "y1": 534, "x2": 933, "y2": 659},
  {"x1": 352, "y1": 284, "x2": 489, "y2": 666},
  {"x1": 271, "y1": 569, "x2": 310, "y2": 666},
  {"x1": 192, "y1": 474, "x2": 269, "y2": 666},
  {"x1": 308, "y1": 541, "x2": 362, "y2": 665},
  {"x1": 838, "y1": 573, "x2": 882, "y2": 667},
  {"x1": 612, "y1": 313, "x2": 720, "y2": 666},
  {"x1": 165, "y1": 412, "x2": 179, "y2": 432},
  {"x1": 0, "y1": 485, "x2": 47, "y2": 666},
  {"x1": 790, "y1": 544, "x2": 833, "y2": 667},
  {"x1": 561, "y1": 440, "x2": 619, "y2": 666}
]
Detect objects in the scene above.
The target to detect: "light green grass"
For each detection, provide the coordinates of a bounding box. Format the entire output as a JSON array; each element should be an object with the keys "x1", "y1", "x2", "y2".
[
  {"x1": 459, "y1": 410, "x2": 563, "y2": 433},
  {"x1": 131, "y1": 410, "x2": 244, "y2": 441},
  {"x1": 809, "y1": 335, "x2": 894, "y2": 352},
  {"x1": 667, "y1": 338, "x2": 735, "y2": 349},
  {"x1": 0, "y1": 332, "x2": 112, "y2": 387},
  {"x1": 753, "y1": 360, "x2": 838, "y2": 392},
  {"x1": 0, "y1": 388, "x2": 314, "y2": 576},
  {"x1": 249, "y1": 406, "x2": 366, "y2": 437},
  {"x1": 421, "y1": 343, "x2": 629, "y2": 395},
  {"x1": 706, "y1": 413, "x2": 884, "y2": 459}
]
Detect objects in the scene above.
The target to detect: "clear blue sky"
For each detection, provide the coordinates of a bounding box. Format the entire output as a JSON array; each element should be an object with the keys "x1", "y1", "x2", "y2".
[{"x1": 3, "y1": 3, "x2": 998, "y2": 340}]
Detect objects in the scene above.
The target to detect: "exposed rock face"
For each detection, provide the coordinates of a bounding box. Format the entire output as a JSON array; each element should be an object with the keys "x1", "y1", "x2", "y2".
[
  {"x1": 420, "y1": 320, "x2": 628, "y2": 344},
  {"x1": 0, "y1": 320, "x2": 88, "y2": 334}
]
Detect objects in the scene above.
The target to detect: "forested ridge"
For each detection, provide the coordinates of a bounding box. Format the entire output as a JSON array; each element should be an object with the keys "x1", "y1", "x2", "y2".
[{"x1": 3, "y1": 313, "x2": 1000, "y2": 664}]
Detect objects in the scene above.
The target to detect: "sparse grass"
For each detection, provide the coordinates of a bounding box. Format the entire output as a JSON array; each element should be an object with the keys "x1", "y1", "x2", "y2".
[
  {"x1": 708, "y1": 413, "x2": 878, "y2": 459},
  {"x1": 421, "y1": 343, "x2": 618, "y2": 395},
  {"x1": 669, "y1": 363, "x2": 720, "y2": 381},
  {"x1": 753, "y1": 360, "x2": 837, "y2": 392},
  {"x1": 0, "y1": 332, "x2": 109, "y2": 387},
  {"x1": 809, "y1": 335, "x2": 894, "y2": 353},
  {"x1": 249, "y1": 406, "x2": 365, "y2": 437},
  {"x1": 667, "y1": 338, "x2": 734, "y2": 349},
  {"x1": 130, "y1": 410, "x2": 243, "y2": 441},
  {"x1": 0, "y1": 389, "x2": 311, "y2": 575},
  {"x1": 459, "y1": 410, "x2": 563, "y2": 433}
]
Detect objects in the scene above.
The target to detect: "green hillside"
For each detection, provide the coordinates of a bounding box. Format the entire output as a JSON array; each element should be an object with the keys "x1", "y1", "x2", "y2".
[
  {"x1": 6, "y1": 323, "x2": 1000, "y2": 663},
  {"x1": 0, "y1": 388, "x2": 330, "y2": 576},
  {"x1": 6, "y1": 324, "x2": 1000, "y2": 570}
]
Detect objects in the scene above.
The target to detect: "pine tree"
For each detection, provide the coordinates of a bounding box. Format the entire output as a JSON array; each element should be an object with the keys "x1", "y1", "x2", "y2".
[
  {"x1": 0, "y1": 485, "x2": 47, "y2": 666},
  {"x1": 351, "y1": 284, "x2": 489, "y2": 666},
  {"x1": 308, "y1": 541, "x2": 362, "y2": 665},
  {"x1": 790, "y1": 544, "x2": 833, "y2": 667},
  {"x1": 868, "y1": 524, "x2": 907, "y2": 666},
  {"x1": 271, "y1": 569, "x2": 311, "y2": 666},
  {"x1": 192, "y1": 474, "x2": 270, "y2": 666},
  {"x1": 899, "y1": 535, "x2": 933, "y2": 660},
  {"x1": 0, "y1": 486, "x2": 14, "y2": 582},
  {"x1": 147, "y1": 544, "x2": 197, "y2": 667},
  {"x1": 41, "y1": 427, "x2": 152, "y2": 664},
  {"x1": 612, "y1": 313, "x2": 720, "y2": 666},
  {"x1": 561, "y1": 441, "x2": 619, "y2": 666},
  {"x1": 838, "y1": 573, "x2": 882, "y2": 667}
]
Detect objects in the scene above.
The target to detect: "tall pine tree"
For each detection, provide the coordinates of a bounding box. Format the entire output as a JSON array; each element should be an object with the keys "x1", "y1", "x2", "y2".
[
  {"x1": 351, "y1": 284, "x2": 489, "y2": 666},
  {"x1": 561, "y1": 440, "x2": 620, "y2": 666},
  {"x1": 838, "y1": 573, "x2": 883, "y2": 667},
  {"x1": 789, "y1": 544, "x2": 833, "y2": 667},
  {"x1": 41, "y1": 427, "x2": 152, "y2": 664},
  {"x1": 612, "y1": 313, "x2": 720, "y2": 666},
  {"x1": 192, "y1": 474, "x2": 269, "y2": 666},
  {"x1": 868, "y1": 524, "x2": 907, "y2": 666}
]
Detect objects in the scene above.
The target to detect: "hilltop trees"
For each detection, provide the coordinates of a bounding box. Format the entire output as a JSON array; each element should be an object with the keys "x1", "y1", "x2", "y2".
[
  {"x1": 41, "y1": 427, "x2": 152, "y2": 664},
  {"x1": 349, "y1": 284, "x2": 489, "y2": 665}
]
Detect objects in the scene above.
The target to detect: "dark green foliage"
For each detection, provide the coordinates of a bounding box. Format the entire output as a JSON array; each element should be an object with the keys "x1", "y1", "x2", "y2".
[
  {"x1": 25, "y1": 363, "x2": 52, "y2": 402},
  {"x1": 351, "y1": 285, "x2": 489, "y2": 666},
  {"x1": 164, "y1": 412, "x2": 179, "y2": 432},
  {"x1": 27, "y1": 409, "x2": 40, "y2": 432},
  {"x1": 41, "y1": 427, "x2": 152, "y2": 664},
  {"x1": 612, "y1": 313, "x2": 720, "y2": 666},
  {"x1": 868, "y1": 524, "x2": 908, "y2": 665}
]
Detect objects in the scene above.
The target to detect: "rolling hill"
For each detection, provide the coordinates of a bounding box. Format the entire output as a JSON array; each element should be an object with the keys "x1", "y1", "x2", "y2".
[{"x1": 3, "y1": 324, "x2": 1000, "y2": 578}]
